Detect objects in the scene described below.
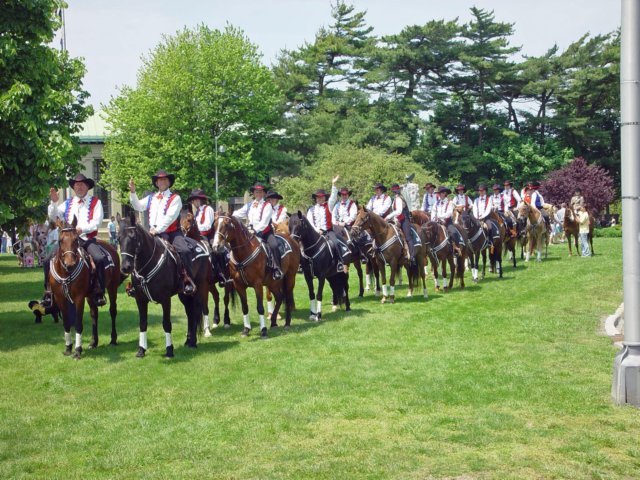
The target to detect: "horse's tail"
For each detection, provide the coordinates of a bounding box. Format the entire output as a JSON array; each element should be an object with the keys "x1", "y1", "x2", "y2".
[
  {"x1": 228, "y1": 281, "x2": 237, "y2": 309},
  {"x1": 408, "y1": 260, "x2": 419, "y2": 290}
]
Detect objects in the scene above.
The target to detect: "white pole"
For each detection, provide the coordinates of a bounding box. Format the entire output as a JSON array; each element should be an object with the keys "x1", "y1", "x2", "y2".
[
  {"x1": 214, "y1": 134, "x2": 219, "y2": 211},
  {"x1": 612, "y1": 0, "x2": 640, "y2": 406}
]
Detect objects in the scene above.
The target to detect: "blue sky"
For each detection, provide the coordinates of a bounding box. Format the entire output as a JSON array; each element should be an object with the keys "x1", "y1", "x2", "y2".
[{"x1": 62, "y1": 0, "x2": 620, "y2": 108}]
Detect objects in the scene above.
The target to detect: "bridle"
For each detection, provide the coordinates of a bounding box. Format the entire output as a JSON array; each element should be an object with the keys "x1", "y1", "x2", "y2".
[
  {"x1": 57, "y1": 227, "x2": 81, "y2": 273},
  {"x1": 214, "y1": 216, "x2": 253, "y2": 251},
  {"x1": 120, "y1": 225, "x2": 157, "y2": 274}
]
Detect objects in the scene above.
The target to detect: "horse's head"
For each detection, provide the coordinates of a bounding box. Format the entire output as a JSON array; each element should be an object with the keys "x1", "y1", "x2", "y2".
[
  {"x1": 517, "y1": 203, "x2": 530, "y2": 221},
  {"x1": 459, "y1": 211, "x2": 477, "y2": 231},
  {"x1": 288, "y1": 211, "x2": 310, "y2": 243},
  {"x1": 211, "y1": 212, "x2": 240, "y2": 254},
  {"x1": 57, "y1": 216, "x2": 81, "y2": 271},
  {"x1": 180, "y1": 210, "x2": 197, "y2": 238},
  {"x1": 274, "y1": 219, "x2": 289, "y2": 236},
  {"x1": 421, "y1": 221, "x2": 439, "y2": 244},
  {"x1": 351, "y1": 206, "x2": 371, "y2": 238},
  {"x1": 118, "y1": 211, "x2": 140, "y2": 274}
]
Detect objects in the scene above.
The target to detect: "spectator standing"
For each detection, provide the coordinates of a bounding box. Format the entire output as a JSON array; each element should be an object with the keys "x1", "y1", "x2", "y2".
[
  {"x1": 577, "y1": 206, "x2": 591, "y2": 257},
  {"x1": 107, "y1": 216, "x2": 117, "y2": 246}
]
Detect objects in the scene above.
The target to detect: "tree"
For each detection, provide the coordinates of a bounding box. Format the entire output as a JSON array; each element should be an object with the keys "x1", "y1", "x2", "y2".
[
  {"x1": 276, "y1": 144, "x2": 437, "y2": 211},
  {"x1": 542, "y1": 157, "x2": 615, "y2": 213},
  {"x1": 102, "y1": 25, "x2": 282, "y2": 201},
  {"x1": 0, "y1": 1, "x2": 91, "y2": 227}
]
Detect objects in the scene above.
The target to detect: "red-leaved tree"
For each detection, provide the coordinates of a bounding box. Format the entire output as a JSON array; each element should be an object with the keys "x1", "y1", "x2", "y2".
[{"x1": 542, "y1": 157, "x2": 615, "y2": 213}]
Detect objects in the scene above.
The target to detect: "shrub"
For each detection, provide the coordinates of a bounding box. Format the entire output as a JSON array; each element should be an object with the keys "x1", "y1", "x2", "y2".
[{"x1": 594, "y1": 226, "x2": 622, "y2": 238}]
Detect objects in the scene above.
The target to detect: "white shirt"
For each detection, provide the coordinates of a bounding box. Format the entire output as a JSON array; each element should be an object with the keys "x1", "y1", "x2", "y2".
[
  {"x1": 366, "y1": 193, "x2": 392, "y2": 217},
  {"x1": 307, "y1": 185, "x2": 338, "y2": 232},
  {"x1": 502, "y1": 188, "x2": 521, "y2": 209},
  {"x1": 130, "y1": 189, "x2": 182, "y2": 233},
  {"x1": 233, "y1": 198, "x2": 273, "y2": 233},
  {"x1": 453, "y1": 193, "x2": 472, "y2": 209},
  {"x1": 332, "y1": 199, "x2": 357, "y2": 226},
  {"x1": 48, "y1": 195, "x2": 104, "y2": 240},
  {"x1": 422, "y1": 192, "x2": 437, "y2": 213},
  {"x1": 473, "y1": 195, "x2": 492, "y2": 220},
  {"x1": 555, "y1": 207, "x2": 566, "y2": 223},
  {"x1": 271, "y1": 203, "x2": 288, "y2": 225},
  {"x1": 490, "y1": 193, "x2": 504, "y2": 211},
  {"x1": 385, "y1": 195, "x2": 406, "y2": 221},
  {"x1": 530, "y1": 191, "x2": 545, "y2": 209},
  {"x1": 195, "y1": 204, "x2": 215, "y2": 234},
  {"x1": 431, "y1": 198, "x2": 453, "y2": 222}
]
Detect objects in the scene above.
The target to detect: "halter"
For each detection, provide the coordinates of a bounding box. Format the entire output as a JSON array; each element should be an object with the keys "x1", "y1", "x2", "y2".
[
  {"x1": 58, "y1": 227, "x2": 80, "y2": 267},
  {"x1": 51, "y1": 231, "x2": 88, "y2": 304},
  {"x1": 215, "y1": 216, "x2": 265, "y2": 286}
]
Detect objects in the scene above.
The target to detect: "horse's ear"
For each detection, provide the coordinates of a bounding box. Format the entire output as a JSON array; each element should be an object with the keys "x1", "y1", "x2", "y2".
[
  {"x1": 71, "y1": 216, "x2": 78, "y2": 228},
  {"x1": 129, "y1": 210, "x2": 137, "y2": 225},
  {"x1": 297, "y1": 210, "x2": 302, "y2": 219},
  {"x1": 55, "y1": 218, "x2": 64, "y2": 230}
]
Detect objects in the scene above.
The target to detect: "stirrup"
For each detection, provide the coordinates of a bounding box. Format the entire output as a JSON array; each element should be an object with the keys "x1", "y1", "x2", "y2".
[
  {"x1": 182, "y1": 278, "x2": 196, "y2": 295},
  {"x1": 272, "y1": 267, "x2": 283, "y2": 280},
  {"x1": 95, "y1": 292, "x2": 107, "y2": 307},
  {"x1": 126, "y1": 282, "x2": 136, "y2": 297},
  {"x1": 41, "y1": 291, "x2": 53, "y2": 308}
]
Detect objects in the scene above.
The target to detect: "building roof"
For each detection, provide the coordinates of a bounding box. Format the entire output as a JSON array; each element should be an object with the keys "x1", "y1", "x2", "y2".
[{"x1": 78, "y1": 111, "x2": 107, "y2": 143}]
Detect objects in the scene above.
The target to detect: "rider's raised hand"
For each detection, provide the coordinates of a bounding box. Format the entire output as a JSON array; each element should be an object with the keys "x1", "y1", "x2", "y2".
[
  {"x1": 49, "y1": 187, "x2": 59, "y2": 203},
  {"x1": 332, "y1": 175, "x2": 340, "y2": 184},
  {"x1": 128, "y1": 178, "x2": 136, "y2": 193}
]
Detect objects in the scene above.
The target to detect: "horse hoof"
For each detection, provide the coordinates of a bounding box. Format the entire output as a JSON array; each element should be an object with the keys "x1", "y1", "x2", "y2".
[
  {"x1": 136, "y1": 347, "x2": 146, "y2": 358},
  {"x1": 187, "y1": 343, "x2": 197, "y2": 349},
  {"x1": 270, "y1": 323, "x2": 278, "y2": 329},
  {"x1": 204, "y1": 328, "x2": 212, "y2": 338},
  {"x1": 211, "y1": 323, "x2": 219, "y2": 329},
  {"x1": 110, "y1": 340, "x2": 118, "y2": 346},
  {"x1": 332, "y1": 305, "x2": 338, "y2": 313},
  {"x1": 241, "y1": 327, "x2": 251, "y2": 337},
  {"x1": 87, "y1": 343, "x2": 97, "y2": 350},
  {"x1": 63, "y1": 345, "x2": 73, "y2": 356},
  {"x1": 73, "y1": 347, "x2": 82, "y2": 360},
  {"x1": 284, "y1": 324, "x2": 291, "y2": 330},
  {"x1": 260, "y1": 328, "x2": 268, "y2": 338},
  {"x1": 388, "y1": 296, "x2": 395, "y2": 304},
  {"x1": 381, "y1": 296, "x2": 387, "y2": 304},
  {"x1": 165, "y1": 345, "x2": 175, "y2": 358},
  {"x1": 224, "y1": 323, "x2": 231, "y2": 329},
  {"x1": 309, "y1": 313, "x2": 317, "y2": 321},
  {"x1": 375, "y1": 290, "x2": 381, "y2": 297}
]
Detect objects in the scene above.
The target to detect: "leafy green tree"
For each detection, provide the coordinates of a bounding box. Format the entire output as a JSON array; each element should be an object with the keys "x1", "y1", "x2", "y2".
[
  {"x1": 102, "y1": 25, "x2": 281, "y2": 201},
  {"x1": 0, "y1": 0, "x2": 91, "y2": 227}
]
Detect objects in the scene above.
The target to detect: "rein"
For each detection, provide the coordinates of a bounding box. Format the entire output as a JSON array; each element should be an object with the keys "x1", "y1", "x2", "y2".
[
  {"x1": 50, "y1": 253, "x2": 87, "y2": 304},
  {"x1": 216, "y1": 216, "x2": 266, "y2": 286}
]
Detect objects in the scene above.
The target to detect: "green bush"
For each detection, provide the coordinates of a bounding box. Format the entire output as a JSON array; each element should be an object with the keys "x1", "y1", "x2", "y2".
[
  {"x1": 276, "y1": 144, "x2": 438, "y2": 212},
  {"x1": 594, "y1": 225, "x2": 622, "y2": 237}
]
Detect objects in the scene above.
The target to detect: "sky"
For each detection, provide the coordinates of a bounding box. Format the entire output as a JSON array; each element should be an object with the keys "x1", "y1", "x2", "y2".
[{"x1": 61, "y1": 0, "x2": 621, "y2": 109}]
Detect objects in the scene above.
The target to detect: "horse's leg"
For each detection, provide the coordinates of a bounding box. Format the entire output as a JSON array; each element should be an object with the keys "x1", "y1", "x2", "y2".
[
  {"x1": 388, "y1": 260, "x2": 396, "y2": 304},
  {"x1": 471, "y1": 252, "x2": 478, "y2": 283},
  {"x1": 315, "y1": 276, "x2": 326, "y2": 321},
  {"x1": 373, "y1": 261, "x2": 382, "y2": 297},
  {"x1": 237, "y1": 285, "x2": 251, "y2": 337},
  {"x1": 364, "y1": 261, "x2": 371, "y2": 292},
  {"x1": 589, "y1": 232, "x2": 594, "y2": 255},
  {"x1": 354, "y1": 258, "x2": 364, "y2": 297},
  {"x1": 448, "y1": 256, "x2": 455, "y2": 290},
  {"x1": 481, "y1": 250, "x2": 487, "y2": 279},
  {"x1": 161, "y1": 298, "x2": 175, "y2": 357},
  {"x1": 62, "y1": 300, "x2": 73, "y2": 356},
  {"x1": 536, "y1": 234, "x2": 543, "y2": 262},
  {"x1": 207, "y1": 285, "x2": 219, "y2": 334},
  {"x1": 283, "y1": 272, "x2": 296, "y2": 328},
  {"x1": 108, "y1": 279, "x2": 117, "y2": 345},
  {"x1": 458, "y1": 254, "x2": 465, "y2": 289},
  {"x1": 253, "y1": 283, "x2": 267, "y2": 338},
  {"x1": 380, "y1": 259, "x2": 389, "y2": 303},
  {"x1": 135, "y1": 296, "x2": 149, "y2": 357},
  {"x1": 270, "y1": 283, "x2": 284, "y2": 328},
  {"x1": 88, "y1": 298, "x2": 99, "y2": 349},
  {"x1": 73, "y1": 299, "x2": 85, "y2": 359},
  {"x1": 223, "y1": 285, "x2": 231, "y2": 327},
  {"x1": 567, "y1": 232, "x2": 573, "y2": 256}
]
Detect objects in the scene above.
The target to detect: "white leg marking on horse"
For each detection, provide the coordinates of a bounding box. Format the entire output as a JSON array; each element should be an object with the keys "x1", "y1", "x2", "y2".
[
  {"x1": 390, "y1": 286, "x2": 395, "y2": 296},
  {"x1": 64, "y1": 331, "x2": 72, "y2": 345},
  {"x1": 365, "y1": 274, "x2": 371, "y2": 290},
  {"x1": 139, "y1": 331, "x2": 148, "y2": 350},
  {"x1": 259, "y1": 315, "x2": 265, "y2": 330},
  {"x1": 243, "y1": 314, "x2": 251, "y2": 329},
  {"x1": 382, "y1": 284, "x2": 388, "y2": 297},
  {"x1": 317, "y1": 300, "x2": 322, "y2": 314},
  {"x1": 332, "y1": 304, "x2": 338, "y2": 312},
  {"x1": 423, "y1": 288, "x2": 428, "y2": 298},
  {"x1": 310, "y1": 299, "x2": 317, "y2": 314},
  {"x1": 267, "y1": 300, "x2": 274, "y2": 314},
  {"x1": 165, "y1": 332, "x2": 173, "y2": 347},
  {"x1": 203, "y1": 314, "x2": 209, "y2": 330},
  {"x1": 75, "y1": 333, "x2": 82, "y2": 349}
]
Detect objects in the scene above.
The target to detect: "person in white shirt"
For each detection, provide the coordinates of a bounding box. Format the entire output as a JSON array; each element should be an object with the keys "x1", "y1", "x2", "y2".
[
  {"x1": 129, "y1": 170, "x2": 196, "y2": 294},
  {"x1": 472, "y1": 184, "x2": 499, "y2": 245},
  {"x1": 502, "y1": 180, "x2": 522, "y2": 213},
  {"x1": 42, "y1": 174, "x2": 107, "y2": 307},
  {"x1": 332, "y1": 187, "x2": 357, "y2": 228},
  {"x1": 431, "y1": 186, "x2": 463, "y2": 256},
  {"x1": 527, "y1": 180, "x2": 551, "y2": 229},
  {"x1": 187, "y1": 189, "x2": 215, "y2": 241},
  {"x1": 366, "y1": 183, "x2": 392, "y2": 217},
  {"x1": 386, "y1": 183, "x2": 414, "y2": 262},
  {"x1": 233, "y1": 183, "x2": 282, "y2": 279},
  {"x1": 490, "y1": 184, "x2": 505, "y2": 212},
  {"x1": 453, "y1": 184, "x2": 473, "y2": 212},
  {"x1": 421, "y1": 182, "x2": 437, "y2": 214},
  {"x1": 267, "y1": 191, "x2": 288, "y2": 226}
]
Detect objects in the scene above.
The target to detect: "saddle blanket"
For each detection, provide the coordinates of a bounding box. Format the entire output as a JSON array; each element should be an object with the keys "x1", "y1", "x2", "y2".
[
  {"x1": 274, "y1": 234, "x2": 293, "y2": 259},
  {"x1": 184, "y1": 237, "x2": 210, "y2": 262},
  {"x1": 409, "y1": 226, "x2": 422, "y2": 247}
]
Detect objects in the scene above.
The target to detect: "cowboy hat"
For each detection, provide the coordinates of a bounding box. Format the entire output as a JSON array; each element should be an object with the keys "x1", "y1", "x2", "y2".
[
  {"x1": 423, "y1": 182, "x2": 435, "y2": 190},
  {"x1": 373, "y1": 182, "x2": 387, "y2": 192},
  {"x1": 455, "y1": 183, "x2": 466, "y2": 192},
  {"x1": 186, "y1": 188, "x2": 209, "y2": 203},
  {"x1": 266, "y1": 190, "x2": 283, "y2": 200},
  {"x1": 492, "y1": 184, "x2": 502, "y2": 192},
  {"x1": 477, "y1": 184, "x2": 488, "y2": 191},
  {"x1": 390, "y1": 183, "x2": 401, "y2": 192},
  {"x1": 249, "y1": 182, "x2": 267, "y2": 193},
  {"x1": 338, "y1": 187, "x2": 352, "y2": 196},
  {"x1": 311, "y1": 189, "x2": 328, "y2": 200},
  {"x1": 503, "y1": 180, "x2": 513, "y2": 186},
  {"x1": 437, "y1": 186, "x2": 452, "y2": 195},
  {"x1": 528, "y1": 180, "x2": 541, "y2": 189},
  {"x1": 68, "y1": 173, "x2": 95, "y2": 190},
  {"x1": 152, "y1": 169, "x2": 175, "y2": 188}
]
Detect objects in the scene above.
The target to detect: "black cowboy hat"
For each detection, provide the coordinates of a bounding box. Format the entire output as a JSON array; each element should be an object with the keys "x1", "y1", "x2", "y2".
[
  {"x1": 152, "y1": 169, "x2": 175, "y2": 188},
  {"x1": 311, "y1": 189, "x2": 328, "y2": 200},
  {"x1": 68, "y1": 173, "x2": 95, "y2": 190},
  {"x1": 338, "y1": 187, "x2": 352, "y2": 196},
  {"x1": 266, "y1": 190, "x2": 283, "y2": 200},
  {"x1": 437, "y1": 186, "x2": 452, "y2": 195},
  {"x1": 528, "y1": 180, "x2": 541, "y2": 189},
  {"x1": 186, "y1": 188, "x2": 209, "y2": 203},
  {"x1": 477, "y1": 183, "x2": 488, "y2": 191},
  {"x1": 390, "y1": 183, "x2": 401, "y2": 192},
  {"x1": 503, "y1": 180, "x2": 513, "y2": 186},
  {"x1": 455, "y1": 183, "x2": 466, "y2": 192},
  {"x1": 373, "y1": 182, "x2": 387, "y2": 192},
  {"x1": 249, "y1": 182, "x2": 267, "y2": 193},
  {"x1": 492, "y1": 184, "x2": 502, "y2": 192},
  {"x1": 423, "y1": 182, "x2": 435, "y2": 190}
]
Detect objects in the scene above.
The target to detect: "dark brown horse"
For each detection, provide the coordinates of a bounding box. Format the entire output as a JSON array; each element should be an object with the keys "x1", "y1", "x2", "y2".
[
  {"x1": 181, "y1": 211, "x2": 235, "y2": 334},
  {"x1": 563, "y1": 208, "x2": 595, "y2": 256},
  {"x1": 212, "y1": 214, "x2": 300, "y2": 337},
  {"x1": 51, "y1": 218, "x2": 122, "y2": 359},
  {"x1": 119, "y1": 212, "x2": 210, "y2": 358},
  {"x1": 421, "y1": 221, "x2": 461, "y2": 291}
]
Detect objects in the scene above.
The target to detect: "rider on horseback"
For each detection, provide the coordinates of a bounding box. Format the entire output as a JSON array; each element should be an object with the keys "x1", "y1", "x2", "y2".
[
  {"x1": 267, "y1": 191, "x2": 288, "y2": 226},
  {"x1": 332, "y1": 187, "x2": 357, "y2": 228},
  {"x1": 366, "y1": 182, "x2": 393, "y2": 217},
  {"x1": 472, "y1": 184, "x2": 500, "y2": 251},
  {"x1": 431, "y1": 186, "x2": 463, "y2": 256},
  {"x1": 41, "y1": 174, "x2": 108, "y2": 308},
  {"x1": 233, "y1": 182, "x2": 283, "y2": 280},
  {"x1": 527, "y1": 181, "x2": 551, "y2": 230},
  {"x1": 129, "y1": 170, "x2": 196, "y2": 295},
  {"x1": 307, "y1": 176, "x2": 348, "y2": 273},
  {"x1": 491, "y1": 184, "x2": 517, "y2": 238},
  {"x1": 453, "y1": 184, "x2": 473, "y2": 213},
  {"x1": 386, "y1": 184, "x2": 415, "y2": 264},
  {"x1": 570, "y1": 188, "x2": 586, "y2": 217},
  {"x1": 421, "y1": 182, "x2": 437, "y2": 214}
]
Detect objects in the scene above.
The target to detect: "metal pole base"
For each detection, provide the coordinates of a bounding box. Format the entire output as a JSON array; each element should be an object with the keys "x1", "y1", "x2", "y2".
[{"x1": 612, "y1": 345, "x2": 640, "y2": 406}]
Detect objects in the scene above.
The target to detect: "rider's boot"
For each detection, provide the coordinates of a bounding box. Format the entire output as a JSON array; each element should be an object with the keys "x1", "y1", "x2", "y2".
[
  {"x1": 182, "y1": 268, "x2": 196, "y2": 295},
  {"x1": 93, "y1": 265, "x2": 107, "y2": 307}
]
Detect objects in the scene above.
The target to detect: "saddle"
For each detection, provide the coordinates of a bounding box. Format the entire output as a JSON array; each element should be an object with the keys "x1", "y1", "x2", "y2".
[{"x1": 184, "y1": 236, "x2": 209, "y2": 262}]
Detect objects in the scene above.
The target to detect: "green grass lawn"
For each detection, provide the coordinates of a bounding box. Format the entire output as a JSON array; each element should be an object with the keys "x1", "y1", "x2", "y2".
[{"x1": 0, "y1": 238, "x2": 638, "y2": 479}]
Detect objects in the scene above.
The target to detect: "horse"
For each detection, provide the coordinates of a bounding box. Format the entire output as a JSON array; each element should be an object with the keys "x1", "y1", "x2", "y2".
[
  {"x1": 563, "y1": 208, "x2": 595, "y2": 256},
  {"x1": 50, "y1": 217, "x2": 122, "y2": 359},
  {"x1": 500, "y1": 211, "x2": 519, "y2": 269},
  {"x1": 180, "y1": 211, "x2": 235, "y2": 335},
  {"x1": 459, "y1": 211, "x2": 492, "y2": 282},
  {"x1": 517, "y1": 203, "x2": 549, "y2": 262},
  {"x1": 211, "y1": 214, "x2": 299, "y2": 337},
  {"x1": 351, "y1": 206, "x2": 408, "y2": 304},
  {"x1": 288, "y1": 212, "x2": 351, "y2": 320},
  {"x1": 486, "y1": 212, "x2": 506, "y2": 277},
  {"x1": 421, "y1": 221, "x2": 461, "y2": 291},
  {"x1": 410, "y1": 210, "x2": 430, "y2": 226},
  {"x1": 119, "y1": 212, "x2": 209, "y2": 357}
]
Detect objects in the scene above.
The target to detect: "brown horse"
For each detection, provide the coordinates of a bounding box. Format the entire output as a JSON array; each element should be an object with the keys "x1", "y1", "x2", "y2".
[
  {"x1": 410, "y1": 210, "x2": 430, "y2": 226},
  {"x1": 563, "y1": 208, "x2": 595, "y2": 256},
  {"x1": 421, "y1": 221, "x2": 463, "y2": 291},
  {"x1": 51, "y1": 218, "x2": 122, "y2": 359},
  {"x1": 517, "y1": 203, "x2": 549, "y2": 262},
  {"x1": 351, "y1": 206, "x2": 409, "y2": 304},
  {"x1": 181, "y1": 212, "x2": 235, "y2": 334},
  {"x1": 212, "y1": 214, "x2": 300, "y2": 337}
]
